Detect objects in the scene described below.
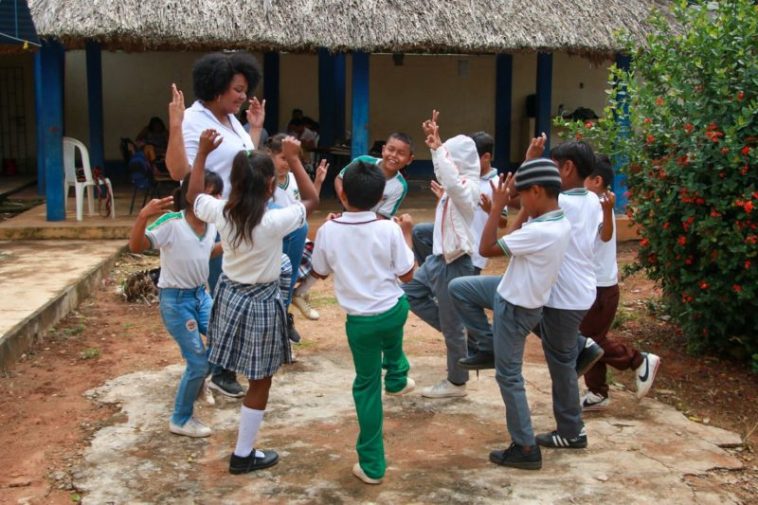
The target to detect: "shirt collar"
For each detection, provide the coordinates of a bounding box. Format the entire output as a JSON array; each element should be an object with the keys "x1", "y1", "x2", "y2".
[
  {"x1": 562, "y1": 188, "x2": 588, "y2": 196},
  {"x1": 532, "y1": 209, "x2": 565, "y2": 222},
  {"x1": 338, "y1": 211, "x2": 378, "y2": 223},
  {"x1": 481, "y1": 169, "x2": 498, "y2": 181}
]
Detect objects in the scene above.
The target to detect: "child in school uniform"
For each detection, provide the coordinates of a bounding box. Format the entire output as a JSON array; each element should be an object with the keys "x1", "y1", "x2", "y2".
[
  {"x1": 186, "y1": 129, "x2": 320, "y2": 474},
  {"x1": 478, "y1": 158, "x2": 571, "y2": 470},
  {"x1": 402, "y1": 111, "x2": 481, "y2": 399},
  {"x1": 334, "y1": 132, "x2": 414, "y2": 219},
  {"x1": 311, "y1": 161, "x2": 416, "y2": 485},
  {"x1": 128, "y1": 172, "x2": 221, "y2": 438},
  {"x1": 580, "y1": 155, "x2": 660, "y2": 411}
]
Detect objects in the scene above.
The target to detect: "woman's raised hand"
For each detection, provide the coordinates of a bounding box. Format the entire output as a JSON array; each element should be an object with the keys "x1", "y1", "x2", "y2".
[
  {"x1": 168, "y1": 84, "x2": 185, "y2": 129},
  {"x1": 247, "y1": 97, "x2": 266, "y2": 129}
]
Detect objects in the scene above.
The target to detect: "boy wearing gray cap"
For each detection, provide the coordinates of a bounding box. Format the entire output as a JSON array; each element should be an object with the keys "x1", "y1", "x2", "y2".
[{"x1": 479, "y1": 158, "x2": 571, "y2": 470}]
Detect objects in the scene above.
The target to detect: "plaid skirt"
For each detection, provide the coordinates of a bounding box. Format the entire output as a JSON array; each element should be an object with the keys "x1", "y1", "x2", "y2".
[
  {"x1": 208, "y1": 257, "x2": 293, "y2": 379},
  {"x1": 297, "y1": 240, "x2": 315, "y2": 280}
]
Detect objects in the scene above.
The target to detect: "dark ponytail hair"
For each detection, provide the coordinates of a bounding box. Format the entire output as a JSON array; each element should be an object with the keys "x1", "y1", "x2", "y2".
[{"x1": 224, "y1": 150, "x2": 275, "y2": 248}]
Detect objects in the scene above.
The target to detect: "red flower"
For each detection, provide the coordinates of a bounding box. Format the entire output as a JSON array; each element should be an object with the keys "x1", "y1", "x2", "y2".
[
  {"x1": 677, "y1": 235, "x2": 687, "y2": 246},
  {"x1": 640, "y1": 238, "x2": 650, "y2": 248},
  {"x1": 646, "y1": 134, "x2": 655, "y2": 144},
  {"x1": 655, "y1": 96, "x2": 665, "y2": 106},
  {"x1": 643, "y1": 117, "x2": 652, "y2": 125},
  {"x1": 746, "y1": 201, "x2": 754, "y2": 213},
  {"x1": 676, "y1": 155, "x2": 689, "y2": 166},
  {"x1": 663, "y1": 221, "x2": 670, "y2": 230},
  {"x1": 683, "y1": 216, "x2": 695, "y2": 231},
  {"x1": 737, "y1": 91, "x2": 745, "y2": 101},
  {"x1": 753, "y1": 192, "x2": 758, "y2": 200},
  {"x1": 719, "y1": 172, "x2": 726, "y2": 179},
  {"x1": 684, "y1": 123, "x2": 694, "y2": 134},
  {"x1": 685, "y1": 257, "x2": 693, "y2": 265},
  {"x1": 705, "y1": 130, "x2": 723, "y2": 142},
  {"x1": 706, "y1": 122, "x2": 718, "y2": 131},
  {"x1": 746, "y1": 235, "x2": 757, "y2": 245},
  {"x1": 682, "y1": 293, "x2": 693, "y2": 304},
  {"x1": 721, "y1": 147, "x2": 730, "y2": 155},
  {"x1": 746, "y1": 260, "x2": 752, "y2": 269},
  {"x1": 732, "y1": 284, "x2": 742, "y2": 293},
  {"x1": 742, "y1": 146, "x2": 751, "y2": 156},
  {"x1": 584, "y1": 121, "x2": 595, "y2": 128},
  {"x1": 699, "y1": 281, "x2": 709, "y2": 290},
  {"x1": 710, "y1": 209, "x2": 721, "y2": 218},
  {"x1": 742, "y1": 164, "x2": 749, "y2": 176},
  {"x1": 695, "y1": 198, "x2": 705, "y2": 205}
]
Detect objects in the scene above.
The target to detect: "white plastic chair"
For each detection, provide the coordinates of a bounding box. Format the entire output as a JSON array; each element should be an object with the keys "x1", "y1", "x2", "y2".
[{"x1": 63, "y1": 137, "x2": 115, "y2": 221}]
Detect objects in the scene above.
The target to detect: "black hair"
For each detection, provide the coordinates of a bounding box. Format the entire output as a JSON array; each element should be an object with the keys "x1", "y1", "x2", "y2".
[
  {"x1": 148, "y1": 117, "x2": 166, "y2": 133},
  {"x1": 518, "y1": 183, "x2": 561, "y2": 201},
  {"x1": 591, "y1": 154, "x2": 615, "y2": 188},
  {"x1": 264, "y1": 133, "x2": 288, "y2": 154},
  {"x1": 174, "y1": 171, "x2": 223, "y2": 211},
  {"x1": 204, "y1": 170, "x2": 224, "y2": 197},
  {"x1": 386, "y1": 132, "x2": 414, "y2": 155},
  {"x1": 289, "y1": 117, "x2": 305, "y2": 127},
  {"x1": 469, "y1": 131, "x2": 494, "y2": 158},
  {"x1": 342, "y1": 161, "x2": 386, "y2": 210},
  {"x1": 192, "y1": 52, "x2": 262, "y2": 102},
  {"x1": 550, "y1": 140, "x2": 596, "y2": 179},
  {"x1": 223, "y1": 150, "x2": 275, "y2": 248}
]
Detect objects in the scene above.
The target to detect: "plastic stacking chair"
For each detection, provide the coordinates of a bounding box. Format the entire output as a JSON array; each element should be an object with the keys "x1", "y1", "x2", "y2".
[{"x1": 63, "y1": 137, "x2": 115, "y2": 221}]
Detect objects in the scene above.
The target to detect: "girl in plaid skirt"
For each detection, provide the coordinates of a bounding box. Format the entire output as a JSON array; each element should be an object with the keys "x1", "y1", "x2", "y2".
[{"x1": 187, "y1": 129, "x2": 320, "y2": 474}]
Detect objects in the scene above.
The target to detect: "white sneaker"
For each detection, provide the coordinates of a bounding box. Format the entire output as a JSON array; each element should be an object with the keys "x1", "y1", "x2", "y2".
[
  {"x1": 169, "y1": 417, "x2": 212, "y2": 438},
  {"x1": 386, "y1": 377, "x2": 415, "y2": 396},
  {"x1": 421, "y1": 378, "x2": 467, "y2": 399},
  {"x1": 200, "y1": 377, "x2": 216, "y2": 406},
  {"x1": 292, "y1": 295, "x2": 320, "y2": 320},
  {"x1": 635, "y1": 353, "x2": 661, "y2": 399},
  {"x1": 352, "y1": 463, "x2": 382, "y2": 485},
  {"x1": 581, "y1": 391, "x2": 610, "y2": 411}
]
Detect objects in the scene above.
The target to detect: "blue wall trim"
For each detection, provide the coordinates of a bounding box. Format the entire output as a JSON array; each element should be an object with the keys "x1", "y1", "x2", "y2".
[
  {"x1": 318, "y1": 48, "x2": 335, "y2": 147},
  {"x1": 37, "y1": 40, "x2": 66, "y2": 221},
  {"x1": 613, "y1": 53, "x2": 631, "y2": 211},
  {"x1": 86, "y1": 40, "x2": 105, "y2": 172},
  {"x1": 495, "y1": 54, "x2": 513, "y2": 170},
  {"x1": 263, "y1": 52, "x2": 280, "y2": 136},
  {"x1": 351, "y1": 52, "x2": 369, "y2": 159},
  {"x1": 535, "y1": 52, "x2": 553, "y2": 152}
]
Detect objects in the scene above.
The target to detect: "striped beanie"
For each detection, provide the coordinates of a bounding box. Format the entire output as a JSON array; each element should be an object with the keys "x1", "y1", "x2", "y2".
[{"x1": 515, "y1": 158, "x2": 562, "y2": 191}]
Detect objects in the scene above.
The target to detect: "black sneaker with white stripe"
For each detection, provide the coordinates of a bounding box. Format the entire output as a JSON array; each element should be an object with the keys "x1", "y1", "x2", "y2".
[{"x1": 536, "y1": 427, "x2": 587, "y2": 449}]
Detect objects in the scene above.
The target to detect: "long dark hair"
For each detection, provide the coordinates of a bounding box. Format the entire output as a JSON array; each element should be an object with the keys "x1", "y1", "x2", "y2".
[{"x1": 223, "y1": 150, "x2": 274, "y2": 248}]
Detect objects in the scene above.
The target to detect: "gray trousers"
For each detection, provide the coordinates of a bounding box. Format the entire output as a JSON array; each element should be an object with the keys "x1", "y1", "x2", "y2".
[
  {"x1": 449, "y1": 275, "x2": 500, "y2": 354},
  {"x1": 402, "y1": 253, "x2": 475, "y2": 384},
  {"x1": 493, "y1": 295, "x2": 544, "y2": 446},
  {"x1": 411, "y1": 222, "x2": 435, "y2": 267}
]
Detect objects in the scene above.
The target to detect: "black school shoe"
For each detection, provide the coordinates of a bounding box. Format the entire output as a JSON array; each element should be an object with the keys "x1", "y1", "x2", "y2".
[
  {"x1": 536, "y1": 427, "x2": 588, "y2": 449},
  {"x1": 229, "y1": 449, "x2": 279, "y2": 474},
  {"x1": 287, "y1": 313, "x2": 301, "y2": 343},
  {"x1": 458, "y1": 351, "x2": 495, "y2": 370},
  {"x1": 489, "y1": 443, "x2": 542, "y2": 470}
]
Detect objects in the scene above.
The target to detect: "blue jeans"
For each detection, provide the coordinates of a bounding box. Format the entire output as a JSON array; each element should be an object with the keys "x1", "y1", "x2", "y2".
[
  {"x1": 159, "y1": 286, "x2": 212, "y2": 426},
  {"x1": 281, "y1": 222, "x2": 308, "y2": 306},
  {"x1": 402, "y1": 254, "x2": 475, "y2": 384},
  {"x1": 208, "y1": 232, "x2": 222, "y2": 295}
]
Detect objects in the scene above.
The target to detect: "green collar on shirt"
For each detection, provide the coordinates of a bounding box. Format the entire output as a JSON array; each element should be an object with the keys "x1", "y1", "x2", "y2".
[
  {"x1": 562, "y1": 188, "x2": 588, "y2": 196},
  {"x1": 532, "y1": 209, "x2": 565, "y2": 222}
]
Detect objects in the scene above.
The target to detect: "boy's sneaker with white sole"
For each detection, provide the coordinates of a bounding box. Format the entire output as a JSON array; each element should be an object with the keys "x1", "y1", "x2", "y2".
[
  {"x1": 581, "y1": 391, "x2": 609, "y2": 411},
  {"x1": 536, "y1": 427, "x2": 587, "y2": 449},
  {"x1": 635, "y1": 352, "x2": 661, "y2": 399},
  {"x1": 576, "y1": 338, "x2": 605, "y2": 377},
  {"x1": 421, "y1": 378, "x2": 467, "y2": 399},
  {"x1": 292, "y1": 295, "x2": 320, "y2": 320},
  {"x1": 352, "y1": 463, "x2": 382, "y2": 484},
  {"x1": 169, "y1": 417, "x2": 212, "y2": 438},
  {"x1": 386, "y1": 377, "x2": 415, "y2": 396}
]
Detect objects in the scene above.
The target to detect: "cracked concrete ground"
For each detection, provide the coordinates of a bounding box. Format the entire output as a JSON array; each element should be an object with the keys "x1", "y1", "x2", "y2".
[{"x1": 74, "y1": 352, "x2": 743, "y2": 505}]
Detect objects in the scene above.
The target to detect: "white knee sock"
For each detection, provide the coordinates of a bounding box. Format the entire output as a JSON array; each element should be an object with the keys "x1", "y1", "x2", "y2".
[
  {"x1": 294, "y1": 275, "x2": 317, "y2": 297},
  {"x1": 233, "y1": 406, "x2": 265, "y2": 458}
]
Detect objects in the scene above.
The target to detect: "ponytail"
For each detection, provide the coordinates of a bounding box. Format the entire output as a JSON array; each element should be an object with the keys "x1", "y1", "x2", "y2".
[{"x1": 224, "y1": 150, "x2": 275, "y2": 248}]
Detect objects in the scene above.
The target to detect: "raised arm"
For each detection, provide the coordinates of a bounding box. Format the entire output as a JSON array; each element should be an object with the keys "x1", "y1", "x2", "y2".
[
  {"x1": 479, "y1": 173, "x2": 522, "y2": 257},
  {"x1": 313, "y1": 159, "x2": 329, "y2": 195},
  {"x1": 282, "y1": 136, "x2": 320, "y2": 215},
  {"x1": 165, "y1": 84, "x2": 191, "y2": 180},
  {"x1": 246, "y1": 97, "x2": 266, "y2": 148},
  {"x1": 599, "y1": 190, "x2": 616, "y2": 242},
  {"x1": 128, "y1": 196, "x2": 175, "y2": 253},
  {"x1": 186, "y1": 129, "x2": 222, "y2": 206}
]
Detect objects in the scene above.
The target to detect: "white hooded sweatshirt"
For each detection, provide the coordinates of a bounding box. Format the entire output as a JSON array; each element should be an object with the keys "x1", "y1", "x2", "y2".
[{"x1": 431, "y1": 135, "x2": 482, "y2": 264}]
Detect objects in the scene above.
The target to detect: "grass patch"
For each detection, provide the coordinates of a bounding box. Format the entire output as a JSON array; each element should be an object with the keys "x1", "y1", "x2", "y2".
[
  {"x1": 62, "y1": 324, "x2": 85, "y2": 337},
  {"x1": 80, "y1": 347, "x2": 100, "y2": 360}
]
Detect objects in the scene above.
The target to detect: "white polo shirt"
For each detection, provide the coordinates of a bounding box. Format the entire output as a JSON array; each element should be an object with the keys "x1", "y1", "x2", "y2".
[
  {"x1": 594, "y1": 208, "x2": 618, "y2": 287},
  {"x1": 194, "y1": 194, "x2": 306, "y2": 285},
  {"x1": 496, "y1": 209, "x2": 571, "y2": 309},
  {"x1": 311, "y1": 211, "x2": 415, "y2": 316},
  {"x1": 338, "y1": 156, "x2": 409, "y2": 218},
  {"x1": 183, "y1": 100, "x2": 255, "y2": 199},
  {"x1": 145, "y1": 211, "x2": 216, "y2": 289},
  {"x1": 272, "y1": 172, "x2": 301, "y2": 207},
  {"x1": 546, "y1": 189, "x2": 602, "y2": 310},
  {"x1": 471, "y1": 169, "x2": 499, "y2": 270}
]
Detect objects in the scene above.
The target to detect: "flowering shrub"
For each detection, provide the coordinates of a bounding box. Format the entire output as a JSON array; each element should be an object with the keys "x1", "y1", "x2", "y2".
[{"x1": 557, "y1": 0, "x2": 757, "y2": 365}]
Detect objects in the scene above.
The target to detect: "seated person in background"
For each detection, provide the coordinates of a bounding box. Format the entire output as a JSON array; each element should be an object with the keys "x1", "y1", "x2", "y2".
[
  {"x1": 137, "y1": 116, "x2": 169, "y2": 162},
  {"x1": 288, "y1": 117, "x2": 319, "y2": 172}
]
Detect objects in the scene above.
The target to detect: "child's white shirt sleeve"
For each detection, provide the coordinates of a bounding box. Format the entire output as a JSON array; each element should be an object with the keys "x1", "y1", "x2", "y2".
[
  {"x1": 497, "y1": 224, "x2": 544, "y2": 257},
  {"x1": 310, "y1": 224, "x2": 332, "y2": 276},
  {"x1": 144, "y1": 215, "x2": 176, "y2": 250},
  {"x1": 431, "y1": 146, "x2": 477, "y2": 214},
  {"x1": 193, "y1": 194, "x2": 225, "y2": 224},
  {"x1": 263, "y1": 202, "x2": 307, "y2": 238},
  {"x1": 390, "y1": 223, "x2": 415, "y2": 276}
]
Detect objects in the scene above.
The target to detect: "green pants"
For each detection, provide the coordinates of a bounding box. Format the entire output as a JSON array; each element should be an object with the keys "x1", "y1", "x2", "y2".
[{"x1": 345, "y1": 296, "x2": 410, "y2": 480}]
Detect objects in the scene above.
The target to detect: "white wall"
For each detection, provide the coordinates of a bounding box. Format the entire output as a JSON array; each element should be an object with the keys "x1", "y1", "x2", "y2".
[{"x1": 54, "y1": 50, "x2": 612, "y2": 166}]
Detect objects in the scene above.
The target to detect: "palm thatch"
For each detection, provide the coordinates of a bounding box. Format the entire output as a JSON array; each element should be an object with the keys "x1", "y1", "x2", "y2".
[{"x1": 28, "y1": 0, "x2": 670, "y2": 57}]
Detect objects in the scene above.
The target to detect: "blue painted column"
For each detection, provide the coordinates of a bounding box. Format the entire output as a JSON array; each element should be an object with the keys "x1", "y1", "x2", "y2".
[
  {"x1": 318, "y1": 48, "x2": 336, "y2": 148},
  {"x1": 350, "y1": 52, "x2": 369, "y2": 159},
  {"x1": 36, "y1": 40, "x2": 66, "y2": 221},
  {"x1": 614, "y1": 53, "x2": 631, "y2": 211},
  {"x1": 34, "y1": 52, "x2": 45, "y2": 195},
  {"x1": 333, "y1": 53, "x2": 346, "y2": 143},
  {"x1": 263, "y1": 52, "x2": 280, "y2": 136},
  {"x1": 494, "y1": 54, "x2": 513, "y2": 172},
  {"x1": 535, "y1": 52, "x2": 553, "y2": 151},
  {"x1": 86, "y1": 40, "x2": 105, "y2": 172}
]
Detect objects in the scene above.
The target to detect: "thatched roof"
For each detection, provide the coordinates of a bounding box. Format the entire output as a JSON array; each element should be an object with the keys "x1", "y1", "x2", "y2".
[{"x1": 28, "y1": 0, "x2": 670, "y2": 57}]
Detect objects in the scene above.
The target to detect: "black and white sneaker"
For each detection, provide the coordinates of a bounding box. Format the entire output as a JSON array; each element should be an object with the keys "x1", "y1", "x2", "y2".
[
  {"x1": 635, "y1": 353, "x2": 661, "y2": 399},
  {"x1": 209, "y1": 370, "x2": 245, "y2": 398},
  {"x1": 536, "y1": 427, "x2": 588, "y2": 449},
  {"x1": 576, "y1": 338, "x2": 604, "y2": 377}
]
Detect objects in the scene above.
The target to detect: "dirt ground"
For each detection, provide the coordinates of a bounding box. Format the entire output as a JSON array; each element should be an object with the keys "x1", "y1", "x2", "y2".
[{"x1": 0, "y1": 242, "x2": 756, "y2": 504}]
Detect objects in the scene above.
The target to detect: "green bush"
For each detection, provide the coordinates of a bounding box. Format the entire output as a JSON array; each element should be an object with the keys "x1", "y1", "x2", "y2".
[{"x1": 557, "y1": 0, "x2": 757, "y2": 363}]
